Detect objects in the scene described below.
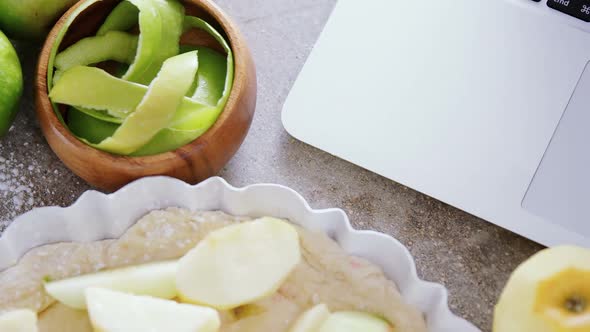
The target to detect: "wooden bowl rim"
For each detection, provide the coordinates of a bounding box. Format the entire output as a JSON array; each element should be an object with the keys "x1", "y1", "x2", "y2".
[{"x1": 36, "y1": 0, "x2": 250, "y2": 165}]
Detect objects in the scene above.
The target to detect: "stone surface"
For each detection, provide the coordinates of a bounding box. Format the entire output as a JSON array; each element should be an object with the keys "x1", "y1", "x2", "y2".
[{"x1": 0, "y1": 0, "x2": 543, "y2": 331}]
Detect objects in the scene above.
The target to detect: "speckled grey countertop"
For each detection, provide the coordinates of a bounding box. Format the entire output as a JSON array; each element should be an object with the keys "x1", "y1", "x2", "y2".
[{"x1": 0, "y1": 0, "x2": 543, "y2": 330}]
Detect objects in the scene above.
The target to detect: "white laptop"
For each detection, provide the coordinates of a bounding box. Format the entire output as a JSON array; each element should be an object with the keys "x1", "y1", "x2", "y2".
[{"x1": 282, "y1": 0, "x2": 590, "y2": 247}]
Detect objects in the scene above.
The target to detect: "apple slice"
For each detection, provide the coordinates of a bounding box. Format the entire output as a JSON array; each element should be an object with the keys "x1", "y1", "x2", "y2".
[
  {"x1": 289, "y1": 304, "x2": 331, "y2": 332},
  {"x1": 177, "y1": 217, "x2": 301, "y2": 309},
  {"x1": 494, "y1": 245, "x2": 590, "y2": 332},
  {"x1": 319, "y1": 311, "x2": 393, "y2": 332},
  {"x1": 44, "y1": 260, "x2": 177, "y2": 309},
  {"x1": 0, "y1": 309, "x2": 38, "y2": 332},
  {"x1": 86, "y1": 288, "x2": 220, "y2": 332}
]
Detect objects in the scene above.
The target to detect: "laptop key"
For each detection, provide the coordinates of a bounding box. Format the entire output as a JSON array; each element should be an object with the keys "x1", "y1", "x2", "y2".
[
  {"x1": 580, "y1": 2, "x2": 590, "y2": 20},
  {"x1": 548, "y1": 0, "x2": 590, "y2": 22}
]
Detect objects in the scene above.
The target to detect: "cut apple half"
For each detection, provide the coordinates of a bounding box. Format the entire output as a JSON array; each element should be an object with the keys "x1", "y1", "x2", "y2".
[
  {"x1": 44, "y1": 260, "x2": 177, "y2": 309},
  {"x1": 177, "y1": 217, "x2": 301, "y2": 309},
  {"x1": 86, "y1": 287, "x2": 220, "y2": 332},
  {"x1": 289, "y1": 304, "x2": 331, "y2": 332},
  {"x1": 494, "y1": 245, "x2": 590, "y2": 332},
  {"x1": 0, "y1": 309, "x2": 38, "y2": 332}
]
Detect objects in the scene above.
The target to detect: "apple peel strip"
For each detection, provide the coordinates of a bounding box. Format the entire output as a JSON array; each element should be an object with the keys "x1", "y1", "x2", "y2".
[
  {"x1": 48, "y1": 5, "x2": 235, "y2": 156},
  {"x1": 95, "y1": 51, "x2": 199, "y2": 155}
]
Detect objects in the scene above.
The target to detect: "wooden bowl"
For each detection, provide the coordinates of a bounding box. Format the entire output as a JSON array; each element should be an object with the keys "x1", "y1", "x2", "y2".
[{"x1": 35, "y1": 0, "x2": 256, "y2": 191}]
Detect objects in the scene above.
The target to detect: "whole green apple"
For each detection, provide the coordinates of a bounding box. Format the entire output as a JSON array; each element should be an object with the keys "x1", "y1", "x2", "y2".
[
  {"x1": 0, "y1": 0, "x2": 79, "y2": 40},
  {"x1": 0, "y1": 30, "x2": 23, "y2": 136}
]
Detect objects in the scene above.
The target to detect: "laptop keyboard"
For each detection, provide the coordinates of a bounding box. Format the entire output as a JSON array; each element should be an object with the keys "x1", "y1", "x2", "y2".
[{"x1": 545, "y1": 0, "x2": 590, "y2": 22}]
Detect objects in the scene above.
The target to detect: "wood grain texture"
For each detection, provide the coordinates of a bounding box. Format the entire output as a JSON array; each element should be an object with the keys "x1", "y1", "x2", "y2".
[{"x1": 36, "y1": 0, "x2": 257, "y2": 192}]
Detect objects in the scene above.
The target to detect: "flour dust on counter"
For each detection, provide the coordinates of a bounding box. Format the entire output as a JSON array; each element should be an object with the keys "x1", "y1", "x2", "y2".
[{"x1": 0, "y1": 152, "x2": 37, "y2": 229}]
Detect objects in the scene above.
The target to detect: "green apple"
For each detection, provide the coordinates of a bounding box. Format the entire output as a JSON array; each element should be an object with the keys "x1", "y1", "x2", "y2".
[
  {"x1": 86, "y1": 287, "x2": 220, "y2": 332},
  {"x1": 494, "y1": 246, "x2": 590, "y2": 332},
  {"x1": 177, "y1": 217, "x2": 301, "y2": 310},
  {"x1": 44, "y1": 260, "x2": 178, "y2": 309},
  {"x1": 0, "y1": 0, "x2": 79, "y2": 40},
  {"x1": 0, "y1": 309, "x2": 38, "y2": 332},
  {"x1": 319, "y1": 311, "x2": 393, "y2": 332},
  {"x1": 0, "y1": 29, "x2": 22, "y2": 136}
]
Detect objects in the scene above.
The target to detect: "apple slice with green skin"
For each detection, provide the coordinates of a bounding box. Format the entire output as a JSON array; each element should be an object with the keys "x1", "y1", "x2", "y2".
[
  {"x1": 44, "y1": 260, "x2": 177, "y2": 309},
  {"x1": 289, "y1": 304, "x2": 331, "y2": 332},
  {"x1": 0, "y1": 309, "x2": 38, "y2": 332},
  {"x1": 494, "y1": 246, "x2": 590, "y2": 332},
  {"x1": 319, "y1": 312, "x2": 393, "y2": 332},
  {"x1": 86, "y1": 288, "x2": 220, "y2": 332},
  {"x1": 0, "y1": 29, "x2": 22, "y2": 137},
  {"x1": 177, "y1": 217, "x2": 301, "y2": 310}
]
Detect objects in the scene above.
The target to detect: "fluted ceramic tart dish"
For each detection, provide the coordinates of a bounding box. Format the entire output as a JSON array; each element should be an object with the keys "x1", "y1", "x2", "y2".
[{"x1": 0, "y1": 177, "x2": 479, "y2": 331}]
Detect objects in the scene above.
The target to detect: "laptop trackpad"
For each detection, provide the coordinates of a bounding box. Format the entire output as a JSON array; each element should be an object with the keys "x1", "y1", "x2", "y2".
[{"x1": 522, "y1": 63, "x2": 590, "y2": 237}]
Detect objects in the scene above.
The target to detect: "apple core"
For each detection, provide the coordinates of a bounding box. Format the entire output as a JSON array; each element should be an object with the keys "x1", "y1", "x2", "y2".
[{"x1": 535, "y1": 268, "x2": 590, "y2": 331}]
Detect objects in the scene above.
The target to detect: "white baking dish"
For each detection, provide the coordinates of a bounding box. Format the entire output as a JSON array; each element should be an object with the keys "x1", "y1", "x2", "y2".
[{"x1": 0, "y1": 176, "x2": 479, "y2": 331}]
